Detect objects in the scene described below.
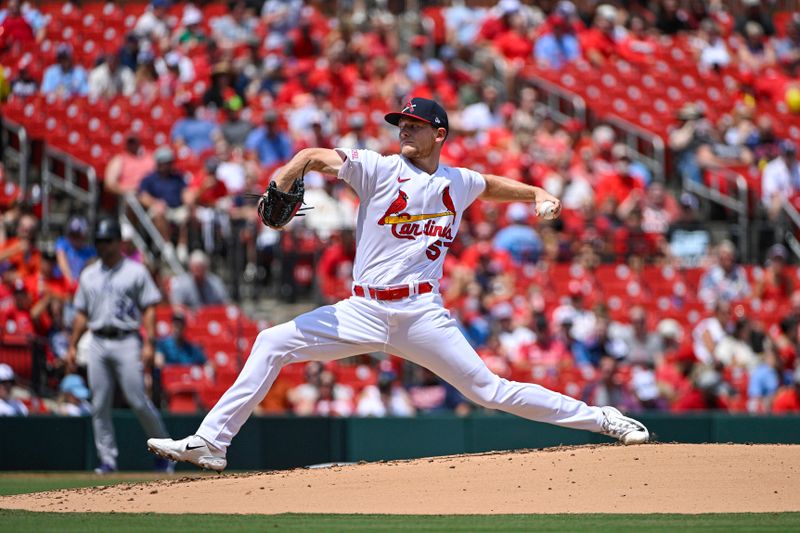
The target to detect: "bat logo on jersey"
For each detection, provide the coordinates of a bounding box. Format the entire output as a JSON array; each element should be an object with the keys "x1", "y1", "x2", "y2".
[{"x1": 378, "y1": 186, "x2": 456, "y2": 242}]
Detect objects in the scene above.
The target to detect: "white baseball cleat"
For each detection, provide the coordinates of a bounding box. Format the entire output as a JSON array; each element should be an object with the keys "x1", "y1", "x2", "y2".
[
  {"x1": 147, "y1": 435, "x2": 227, "y2": 472},
  {"x1": 600, "y1": 406, "x2": 650, "y2": 445}
]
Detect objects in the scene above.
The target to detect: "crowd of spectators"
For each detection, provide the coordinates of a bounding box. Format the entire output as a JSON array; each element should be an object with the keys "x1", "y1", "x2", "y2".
[{"x1": 1, "y1": 0, "x2": 800, "y2": 416}]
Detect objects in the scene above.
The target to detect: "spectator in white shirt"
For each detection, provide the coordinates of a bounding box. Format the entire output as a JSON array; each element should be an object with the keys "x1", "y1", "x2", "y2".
[
  {"x1": 761, "y1": 140, "x2": 800, "y2": 221},
  {"x1": 88, "y1": 53, "x2": 135, "y2": 99},
  {"x1": 699, "y1": 239, "x2": 751, "y2": 304},
  {"x1": 0, "y1": 363, "x2": 27, "y2": 416},
  {"x1": 696, "y1": 19, "x2": 731, "y2": 72},
  {"x1": 552, "y1": 285, "x2": 597, "y2": 345},
  {"x1": 356, "y1": 368, "x2": 415, "y2": 417},
  {"x1": 692, "y1": 301, "x2": 732, "y2": 366},
  {"x1": 134, "y1": 0, "x2": 171, "y2": 43}
]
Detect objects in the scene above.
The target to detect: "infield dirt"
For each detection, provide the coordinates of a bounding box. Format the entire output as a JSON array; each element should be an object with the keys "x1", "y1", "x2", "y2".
[{"x1": 2, "y1": 444, "x2": 798, "y2": 514}]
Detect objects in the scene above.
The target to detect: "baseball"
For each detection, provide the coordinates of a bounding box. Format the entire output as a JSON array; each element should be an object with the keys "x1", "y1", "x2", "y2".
[{"x1": 538, "y1": 200, "x2": 559, "y2": 220}]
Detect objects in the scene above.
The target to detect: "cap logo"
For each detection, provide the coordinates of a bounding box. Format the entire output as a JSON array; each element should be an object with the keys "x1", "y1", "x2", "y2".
[
  {"x1": 403, "y1": 100, "x2": 416, "y2": 113},
  {"x1": 434, "y1": 117, "x2": 441, "y2": 124}
]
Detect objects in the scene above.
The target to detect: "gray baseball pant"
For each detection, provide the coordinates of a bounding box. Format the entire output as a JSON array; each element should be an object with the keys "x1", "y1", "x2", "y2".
[{"x1": 86, "y1": 334, "x2": 169, "y2": 469}]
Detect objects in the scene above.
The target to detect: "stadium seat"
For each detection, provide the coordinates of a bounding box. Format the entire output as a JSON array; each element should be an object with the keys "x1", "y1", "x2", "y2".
[
  {"x1": 199, "y1": 383, "x2": 231, "y2": 410},
  {"x1": 334, "y1": 364, "x2": 377, "y2": 392},
  {"x1": 168, "y1": 391, "x2": 201, "y2": 414},
  {"x1": 160, "y1": 365, "x2": 205, "y2": 392},
  {"x1": 0, "y1": 343, "x2": 32, "y2": 380}
]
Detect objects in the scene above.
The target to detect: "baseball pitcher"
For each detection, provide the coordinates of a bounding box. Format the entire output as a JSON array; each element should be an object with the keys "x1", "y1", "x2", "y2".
[{"x1": 148, "y1": 98, "x2": 649, "y2": 472}]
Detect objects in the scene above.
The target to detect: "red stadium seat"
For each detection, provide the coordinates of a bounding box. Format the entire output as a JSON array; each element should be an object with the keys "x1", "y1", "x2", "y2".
[
  {"x1": 0, "y1": 342, "x2": 32, "y2": 380},
  {"x1": 682, "y1": 268, "x2": 704, "y2": 293},
  {"x1": 199, "y1": 383, "x2": 231, "y2": 410},
  {"x1": 334, "y1": 365, "x2": 377, "y2": 392},
  {"x1": 168, "y1": 392, "x2": 200, "y2": 414},
  {"x1": 278, "y1": 362, "x2": 308, "y2": 386},
  {"x1": 161, "y1": 364, "x2": 205, "y2": 392}
]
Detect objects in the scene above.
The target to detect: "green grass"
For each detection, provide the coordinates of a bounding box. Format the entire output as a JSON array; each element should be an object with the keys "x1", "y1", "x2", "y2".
[
  {"x1": 0, "y1": 511, "x2": 799, "y2": 532},
  {"x1": 0, "y1": 473, "x2": 202, "y2": 497}
]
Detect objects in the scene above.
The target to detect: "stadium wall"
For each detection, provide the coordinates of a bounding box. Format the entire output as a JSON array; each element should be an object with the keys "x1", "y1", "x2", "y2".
[{"x1": 3, "y1": 412, "x2": 800, "y2": 471}]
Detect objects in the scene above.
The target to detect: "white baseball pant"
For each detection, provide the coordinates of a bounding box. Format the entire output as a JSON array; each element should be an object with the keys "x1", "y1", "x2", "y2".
[{"x1": 196, "y1": 293, "x2": 605, "y2": 449}]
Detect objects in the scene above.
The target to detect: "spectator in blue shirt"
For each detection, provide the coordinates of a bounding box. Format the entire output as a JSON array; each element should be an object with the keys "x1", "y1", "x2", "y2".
[
  {"x1": 41, "y1": 44, "x2": 88, "y2": 97},
  {"x1": 535, "y1": 14, "x2": 581, "y2": 70},
  {"x1": 54, "y1": 215, "x2": 96, "y2": 286},
  {"x1": 244, "y1": 110, "x2": 294, "y2": 167},
  {"x1": 493, "y1": 203, "x2": 542, "y2": 264},
  {"x1": 138, "y1": 146, "x2": 190, "y2": 258},
  {"x1": 748, "y1": 350, "x2": 781, "y2": 413},
  {"x1": 156, "y1": 312, "x2": 207, "y2": 366},
  {"x1": 170, "y1": 100, "x2": 217, "y2": 155}
]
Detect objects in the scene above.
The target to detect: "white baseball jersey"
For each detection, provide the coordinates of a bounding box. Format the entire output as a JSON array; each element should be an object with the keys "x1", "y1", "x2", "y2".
[{"x1": 334, "y1": 148, "x2": 486, "y2": 287}]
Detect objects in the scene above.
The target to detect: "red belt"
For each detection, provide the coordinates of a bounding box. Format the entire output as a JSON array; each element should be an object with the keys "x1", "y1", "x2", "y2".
[{"x1": 353, "y1": 282, "x2": 434, "y2": 301}]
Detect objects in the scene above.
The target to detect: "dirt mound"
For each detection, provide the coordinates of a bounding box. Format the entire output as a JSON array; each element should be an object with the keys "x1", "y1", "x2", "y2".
[{"x1": 2, "y1": 444, "x2": 798, "y2": 514}]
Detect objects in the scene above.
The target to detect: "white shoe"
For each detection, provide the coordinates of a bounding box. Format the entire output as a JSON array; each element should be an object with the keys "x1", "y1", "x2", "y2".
[
  {"x1": 600, "y1": 406, "x2": 650, "y2": 445},
  {"x1": 147, "y1": 435, "x2": 227, "y2": 472}
]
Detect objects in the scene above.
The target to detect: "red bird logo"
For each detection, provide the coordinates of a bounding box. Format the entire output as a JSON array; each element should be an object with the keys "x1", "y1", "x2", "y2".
[
  {"x1": 379, "y1": 190, "x2": 409, "y2": 225},
  {"x1": 441, "y1": 186, "x2": 456, "y2": 216},
  {"x1": 378, "y1": 186, "x2": 456, "y2": 226}
]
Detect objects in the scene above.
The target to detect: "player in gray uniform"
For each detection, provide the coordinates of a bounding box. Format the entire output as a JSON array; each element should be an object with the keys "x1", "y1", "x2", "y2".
[{"x1": 67, "y1": 218, "x2": 172, "y2": 473}]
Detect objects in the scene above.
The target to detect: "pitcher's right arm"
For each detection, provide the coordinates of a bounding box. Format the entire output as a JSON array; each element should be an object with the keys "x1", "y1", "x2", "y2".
[{"x1": 272, "y1": 148, "x2": 345, "y2": 191}]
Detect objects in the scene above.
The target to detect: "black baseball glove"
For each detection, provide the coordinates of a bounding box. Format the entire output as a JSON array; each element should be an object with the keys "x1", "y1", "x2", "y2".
[
  {"x1": 245, "y1": 162, "x2": 313, "y2": 229},
  {"x1": 256, "y1": 178, "x2": 306, "y2": 229}
]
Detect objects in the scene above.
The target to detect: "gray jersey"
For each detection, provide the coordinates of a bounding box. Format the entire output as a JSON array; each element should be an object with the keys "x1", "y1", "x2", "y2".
[{"x1": 74, "y1": 258, "x2": 162, "y2": 331}]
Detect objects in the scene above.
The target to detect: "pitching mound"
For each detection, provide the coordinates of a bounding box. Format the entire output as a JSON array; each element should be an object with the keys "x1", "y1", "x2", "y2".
[{"x1": 2, "y1": 444, "x2": 799, "y2": 514}]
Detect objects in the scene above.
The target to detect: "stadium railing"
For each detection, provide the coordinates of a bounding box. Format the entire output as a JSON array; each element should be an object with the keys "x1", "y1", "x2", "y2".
[
  {"x1": 40, "y1": 145, "x2": 98, "y2": 239},
  {"x1": 780, "y1": 198, "x2": 800, "y2": 262},
  {"x1": 604, "y1": 115, "x2": 666, "y2": 184},
  {"x1": 683, "y1": 166, "x2": 750, "y2": 257},
  {"x1": 0, "y1": 117, "x2": 31, "y2": 195},
  {"x1": 118, "y1": 192, "x2": 186, "y2": 275},
  {"x1": 524, "y1": 75, "x2": 587, "y2": 126}
]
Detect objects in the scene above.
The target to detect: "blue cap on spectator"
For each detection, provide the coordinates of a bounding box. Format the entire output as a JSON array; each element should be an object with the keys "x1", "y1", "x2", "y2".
[
  {"x1": 440, "y1": 45, "x2": 456, "y2": 61},
  {"x1": 152, "y1": 0, "x2": 171, "y2": 8},
  {"x1": 137, "y1": 49, "x2": 155, "y2": 64},
  {"x1": 556, "y1": 1, "x2": 576, "y2": 16},
  {"x1": 60, "y1": 375, "x2": 90, "y2": 400},
  {"x1": 68, "y1": 215, "x2": 88, "y2": 236},
  {"x1": 780, "y1": 140, "x2": 797, "y2": 154},
  {"x1": 679, "y1": 192, "x2": 699, "y2": 211},
  {"x1": 56, "y1": 43, "x2": 73, "y2": 58}
]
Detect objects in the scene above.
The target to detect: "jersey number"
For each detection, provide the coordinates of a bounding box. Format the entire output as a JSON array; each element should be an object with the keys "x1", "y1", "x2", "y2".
[
  {"x1": 114, "y1": 298, "x2": 137, "y2": 321},
  {"x1": 426, "y1": 240, "x2": 452, "y2": 261}
]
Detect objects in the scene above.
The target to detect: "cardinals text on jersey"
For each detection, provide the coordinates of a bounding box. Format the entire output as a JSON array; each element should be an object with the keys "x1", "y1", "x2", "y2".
[{"x1": 335, "y1": 148, "x2": 485, "y2": 287}]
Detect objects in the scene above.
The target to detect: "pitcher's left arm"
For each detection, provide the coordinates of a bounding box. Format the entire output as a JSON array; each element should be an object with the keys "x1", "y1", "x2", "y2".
[{"x1": 480, "y1": 173, "x2": 562, "y2": 218}]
